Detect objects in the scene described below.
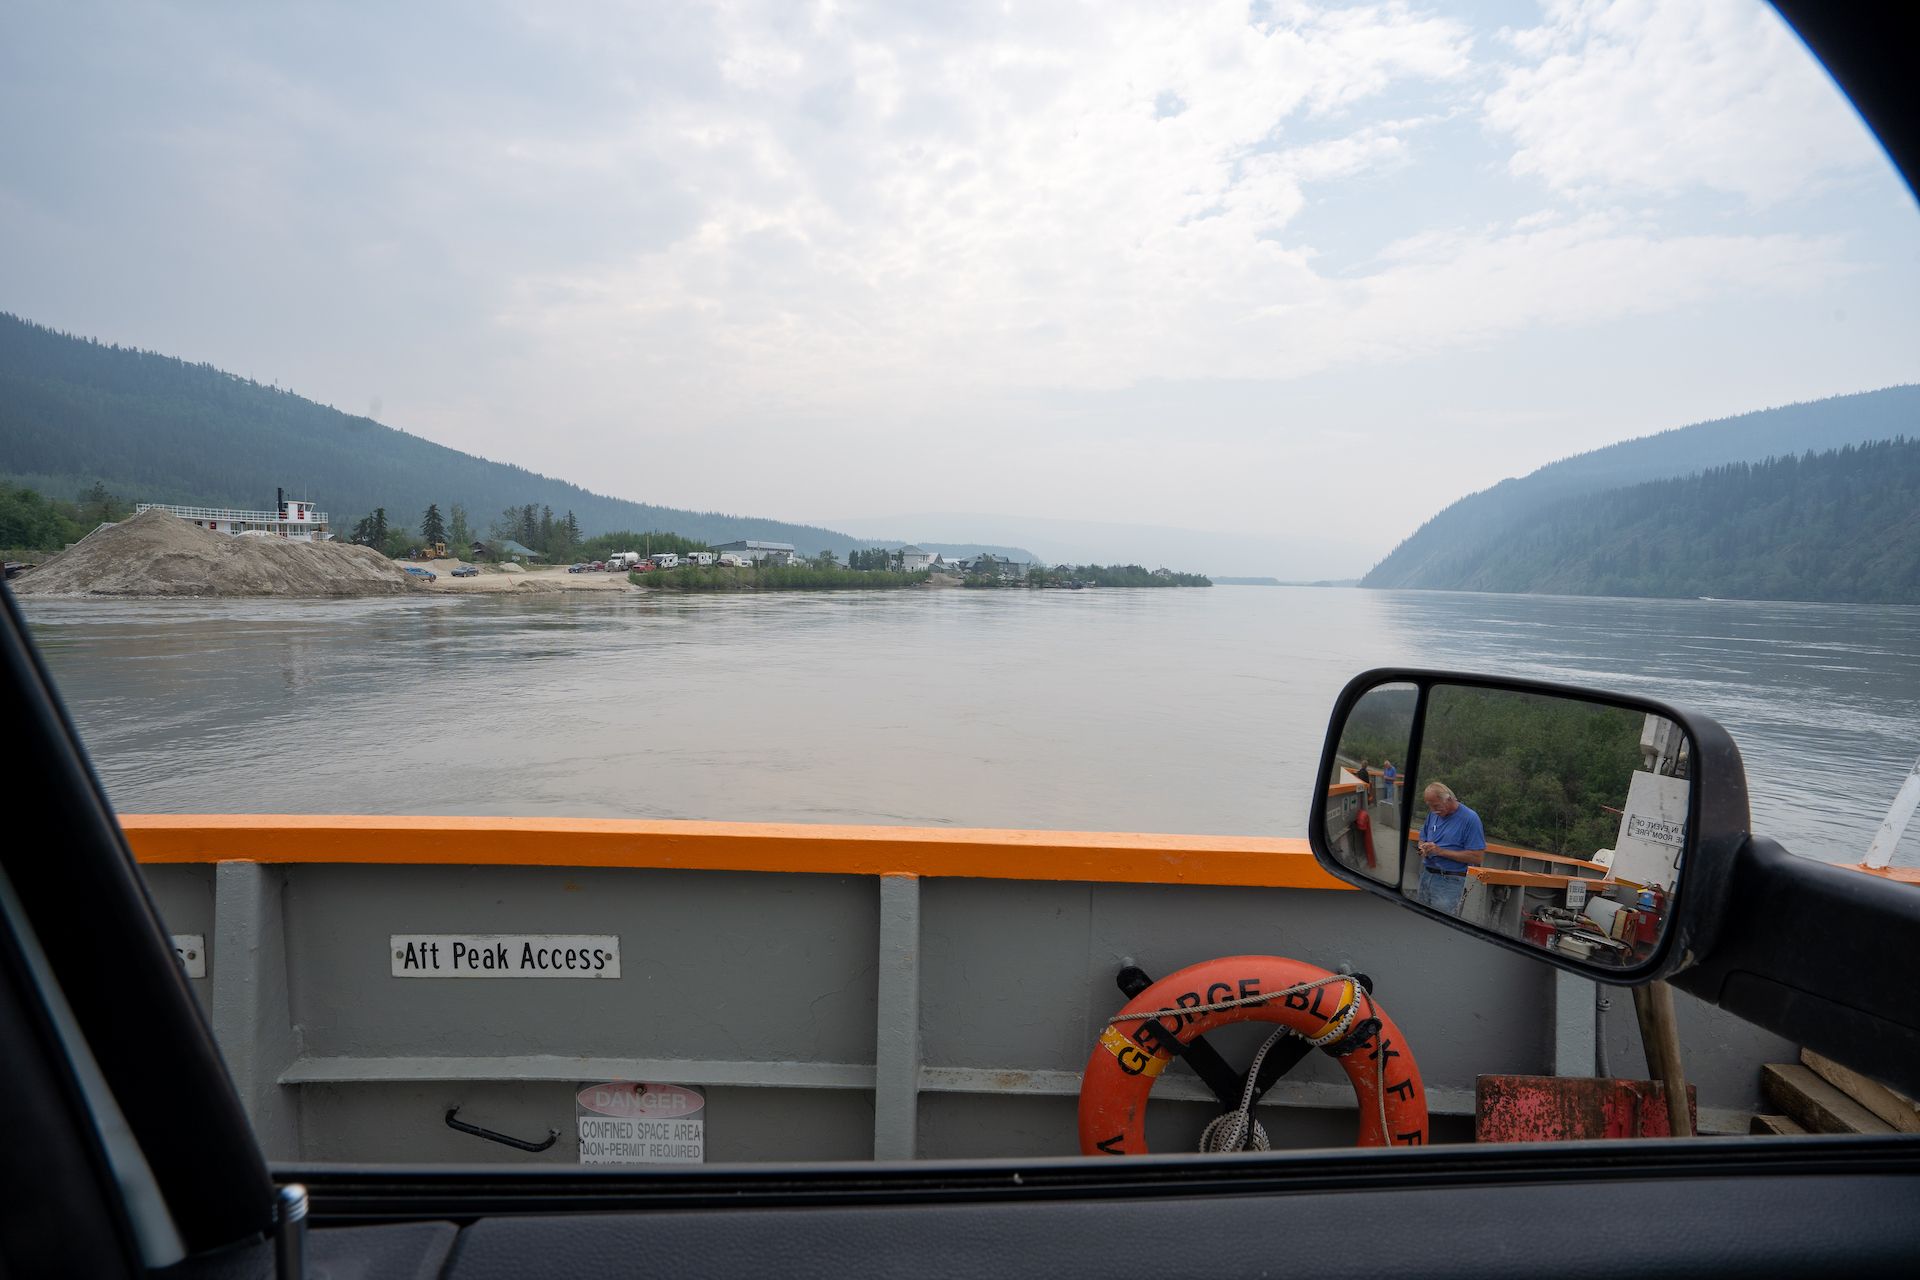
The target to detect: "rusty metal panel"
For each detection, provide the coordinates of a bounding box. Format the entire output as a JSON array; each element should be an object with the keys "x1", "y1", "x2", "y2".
[{"x1": 1476, "y1": 1074, "x2": 1698, "y2": 1142}]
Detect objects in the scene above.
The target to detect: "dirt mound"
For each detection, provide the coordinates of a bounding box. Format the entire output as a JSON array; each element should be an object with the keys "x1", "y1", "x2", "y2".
[{"x1": 13, "y1": 508, "x2": 421, "y2": 598}]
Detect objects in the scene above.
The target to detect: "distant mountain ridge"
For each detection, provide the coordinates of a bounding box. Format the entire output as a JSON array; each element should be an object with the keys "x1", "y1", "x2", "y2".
[
  {"x1": 1398, "y1": 438, "x2": 1918, "y2": 603},
  {"x1": 0, "y1": 313, "x2": 1035, "y2": 561},
  {"x1": 1363, "y1": 385, "x2": 1920, "y2": 591}
]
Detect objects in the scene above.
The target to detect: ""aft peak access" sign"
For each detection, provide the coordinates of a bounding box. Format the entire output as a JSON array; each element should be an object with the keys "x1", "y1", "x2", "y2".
[{"x1": 391, "y1": 934, "x2": 621, "y2": 978}]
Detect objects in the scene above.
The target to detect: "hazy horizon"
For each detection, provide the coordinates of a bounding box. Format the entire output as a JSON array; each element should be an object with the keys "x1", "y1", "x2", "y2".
[{"x1": 4, "y1": 1, "x2": 1917, "y2": 577}]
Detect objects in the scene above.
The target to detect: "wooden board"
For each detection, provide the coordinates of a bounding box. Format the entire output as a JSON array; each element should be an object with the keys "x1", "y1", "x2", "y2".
[
  {"x1": 1760, "y1": 1063, "x2": 1897, "y2": 1135},
  {"x1": 1482, "y1": 844, "x2": 1611, "y2": 871},
  {"x1": 1467, "y1": 868, "x2": 1616, "y2": 889},
  {"x1": 1800, "y1": 1049, "x2": 1920, "y2": 1134},
  {"x1": 1749, "y1": 1113, "x2": 1808, "y2": 1136}
]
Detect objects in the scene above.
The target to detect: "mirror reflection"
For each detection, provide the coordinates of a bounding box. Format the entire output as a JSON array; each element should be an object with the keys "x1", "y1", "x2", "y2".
[
  {"x1": 1408, "y1": 685, "x2": 1689, "y2": 969},
  {"x1": 1324, "y1": 681, "x2": 1415, "y2": 886}
]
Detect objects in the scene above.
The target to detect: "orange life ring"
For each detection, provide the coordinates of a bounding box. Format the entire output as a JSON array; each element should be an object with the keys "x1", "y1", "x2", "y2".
[{"x1": 1078, "y1": 954, "x2": 1429, "y2": 1155}]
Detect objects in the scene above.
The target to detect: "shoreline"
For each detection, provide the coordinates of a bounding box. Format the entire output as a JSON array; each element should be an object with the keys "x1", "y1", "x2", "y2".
[{"x1": 404, "y1": 560, "x2": 639, "y2": 594}]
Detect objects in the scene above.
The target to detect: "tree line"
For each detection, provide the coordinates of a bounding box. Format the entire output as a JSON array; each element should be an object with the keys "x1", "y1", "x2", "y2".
[
  {"x1": 1416, "y1": 687, "x2": 1645, "y2": 857},
  {"x1": 1337, "y1": 684, "x2": 1647, "y2": 857},
  {"x1": 965, "y1": 563, "x2": 1211, "y2": 588},
  {"x1": 641, "y1": 563, "x2": 930, "y2": 592},
  {"x1": 346, "y1": 501, "x2": 599, "y2": 562},
  {"x1": 1367, "y1": 430, "x2": 1920, "y2": 602},
  {"x1": 1400, "y1": 438, "x2": 1920, "y2": 603},
  {"x1": 0, "y1": 481, "x2": 128, "y2": 553}
]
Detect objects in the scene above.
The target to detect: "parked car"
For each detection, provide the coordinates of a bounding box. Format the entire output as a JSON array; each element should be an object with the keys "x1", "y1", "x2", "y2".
[
  {"x1": 402, "y1": 566, "x2": 437, "y2": 582},
  {"x1": 588, "y1": 560, "x2": 605, "y2": 571},
  {"x1": 451, "y1": 565, "x2": 479, "y2": 578}
]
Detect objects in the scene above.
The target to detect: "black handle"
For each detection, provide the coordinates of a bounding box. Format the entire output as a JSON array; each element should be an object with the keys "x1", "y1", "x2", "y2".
[{"x1": 444, "y1": 1106, "x2": 559, "y2": 1153}]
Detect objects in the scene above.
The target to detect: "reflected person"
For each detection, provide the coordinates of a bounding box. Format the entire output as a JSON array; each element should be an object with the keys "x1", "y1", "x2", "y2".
[{"x1": 1415, "y1": 782, "x2": 1485, "y2": 916}]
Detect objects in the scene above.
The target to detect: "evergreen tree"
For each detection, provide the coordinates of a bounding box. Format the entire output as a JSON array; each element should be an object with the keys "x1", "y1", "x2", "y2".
[
  {"x1": 539, "y1": 505, "x2": 554, "y2": 555},
  {"x1": 421, "y1": 503, "x2": 446, "y2": 547},
  {"x1": 448, "y1": 504, "x2": 472, "y2": 551},
  {"x1": 82, "y1": 481, "x2": 121, "y2": 523}
]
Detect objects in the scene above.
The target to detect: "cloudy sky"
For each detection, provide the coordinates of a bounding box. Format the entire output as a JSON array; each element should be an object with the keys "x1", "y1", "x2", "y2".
[{"x1": 3, "y1": 0, "x2": 1917, "y2": 574}]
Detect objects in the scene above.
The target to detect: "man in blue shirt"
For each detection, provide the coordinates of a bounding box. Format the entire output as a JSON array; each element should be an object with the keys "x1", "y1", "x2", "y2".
[{"x1": 1415, "y1": 781, "x2": 1485, "y2": 916}]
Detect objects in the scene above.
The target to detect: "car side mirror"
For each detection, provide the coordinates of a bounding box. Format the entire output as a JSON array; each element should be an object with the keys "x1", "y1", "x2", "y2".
[{"x1": 1309, "y1": 670, "x2": 1752, "y2": 984}]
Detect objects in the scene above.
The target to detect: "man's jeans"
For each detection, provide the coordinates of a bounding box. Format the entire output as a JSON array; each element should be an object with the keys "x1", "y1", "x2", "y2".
[{"x1": 1417, "y1": 866, "x2": 1466, "y2": 915}]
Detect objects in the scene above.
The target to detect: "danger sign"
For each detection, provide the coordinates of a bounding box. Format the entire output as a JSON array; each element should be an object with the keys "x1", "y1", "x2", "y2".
[{"x1": 575, "y1": 1082, "x2": 705, "y2": 1165}]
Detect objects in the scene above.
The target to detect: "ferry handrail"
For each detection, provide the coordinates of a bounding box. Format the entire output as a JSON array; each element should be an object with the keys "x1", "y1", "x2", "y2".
[
  {"x1": 135, "y1": 502, "x2": 330, "y2": 523},
  {"x1": 117, "y1": 814, "x2": 1351, "y2": 890}
]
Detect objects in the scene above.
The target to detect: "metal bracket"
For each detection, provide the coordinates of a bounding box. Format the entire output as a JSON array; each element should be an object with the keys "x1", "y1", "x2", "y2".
[
  {"x1": 1115, "y1": 966, "x2": 1375, "y2": 1108},
  {"x1": 274, "y1": 1183, "x2": 307, "y2": 1280},
  {"x1": 444, "y1": 1106, "x2": 559, "y2": 1152}
]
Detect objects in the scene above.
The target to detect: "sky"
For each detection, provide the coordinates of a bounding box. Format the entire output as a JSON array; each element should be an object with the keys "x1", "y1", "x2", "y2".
[{"x1": 3, "y1": 0, "x2": 1918, "y2": 576}]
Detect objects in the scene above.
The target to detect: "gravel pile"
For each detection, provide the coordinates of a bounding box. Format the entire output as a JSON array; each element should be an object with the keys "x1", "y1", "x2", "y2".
[{"x1": 12, "y1": 507, "x2": 421, "y2": 597}]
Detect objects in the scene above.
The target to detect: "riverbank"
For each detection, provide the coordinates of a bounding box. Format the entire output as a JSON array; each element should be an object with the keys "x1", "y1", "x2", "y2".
[
  {"x1": 398, "y1": 559, "x2": 637, "y2": 593},
  {"x1": 634, "y1": 564, "x2": 935, "y2": 591}
]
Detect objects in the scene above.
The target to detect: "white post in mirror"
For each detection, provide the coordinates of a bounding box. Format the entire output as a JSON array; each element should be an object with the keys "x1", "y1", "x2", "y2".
[{"x1": 1864, "y1": 755, "x2": 1920, "y2": 871}]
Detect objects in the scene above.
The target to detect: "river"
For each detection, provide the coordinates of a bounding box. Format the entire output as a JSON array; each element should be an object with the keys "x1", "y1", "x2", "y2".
[{"x1": 19, "y1": 586, "x2": 1920, "y2": 866}]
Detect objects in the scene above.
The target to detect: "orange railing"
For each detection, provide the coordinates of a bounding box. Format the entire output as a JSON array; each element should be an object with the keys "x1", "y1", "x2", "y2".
[{"x1": 119, "y1": 815, "x2": 1352, "y2": 890}]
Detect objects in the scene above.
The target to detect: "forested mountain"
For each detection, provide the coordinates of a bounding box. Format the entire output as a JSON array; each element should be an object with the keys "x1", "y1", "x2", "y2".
[
  {"x1": 1364, "y1": 386, "x2": 1920, "y2": 590},
  {"x1": 0, "y1": 313, "x2": 1031, "y2": 560},
  {"x1": 1390, "y1": 438, "x2": 1919, "y2": 603}
]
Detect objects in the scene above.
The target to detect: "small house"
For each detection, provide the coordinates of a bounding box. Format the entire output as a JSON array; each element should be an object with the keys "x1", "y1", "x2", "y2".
[
  {"x1": 964, "y1": 554, "x2": 1029, "y2": 581},
  {"x1": 496, "y1": 538, "x2": 543, "y2": 563},
  {"x1": 891, "y1": 545, "x2": 937, "y2": 572},
  {"x1": 712, "y1": 540, "x2": 797, "y2": 566}
]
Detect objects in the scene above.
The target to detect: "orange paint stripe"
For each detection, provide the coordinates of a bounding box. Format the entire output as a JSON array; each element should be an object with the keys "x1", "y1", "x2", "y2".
[
  {"x1": 1853, "y1": 864, "x2": 1920, "y2": 885},
  {"x1": 118, "y1": 815, "x2": 1353, "y2": 890}
]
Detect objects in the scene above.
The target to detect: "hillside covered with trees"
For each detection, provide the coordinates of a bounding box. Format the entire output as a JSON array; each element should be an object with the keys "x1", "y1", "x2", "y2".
[
  {"x1": 1384, "y1": 438, "x2": 1919, "y2": 603},
  {"x1": 1363, "y1": 385, "x2": 1920, "y2": 592},
  {"x1": 0, "y1": 313, "x2": 1031, "y2": 561}
]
